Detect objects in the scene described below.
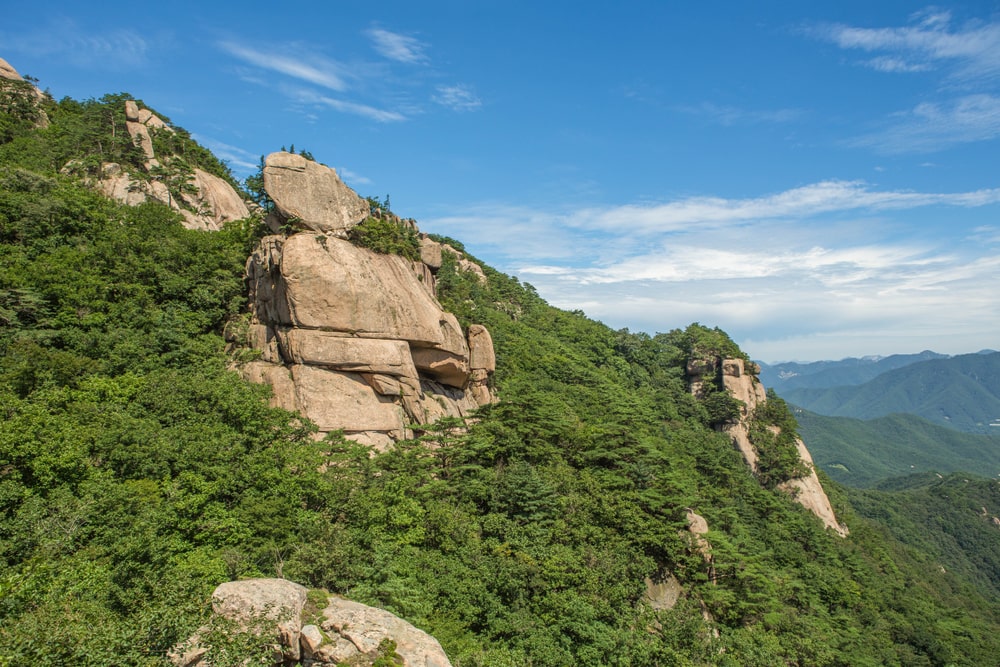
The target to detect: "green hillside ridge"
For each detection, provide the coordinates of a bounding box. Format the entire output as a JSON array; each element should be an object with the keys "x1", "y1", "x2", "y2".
[
  {"x1": 783, "y1": 352, "x2": 1000, "y2": 434},
  {"x1": 847, "y1": 473, "x2": 1000, "y2": 601},
  {"x1": 795, "y1": 409, "x2": 1000, "y2": 488},
  {"x1": 4, "y1": 75, "x2": 1000, "y2": 665}
]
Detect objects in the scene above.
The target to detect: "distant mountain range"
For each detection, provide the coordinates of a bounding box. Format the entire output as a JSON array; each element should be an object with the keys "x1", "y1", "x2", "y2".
[
  {"x1": 779, "y1": 352, "x2": 1000, "y2": 434},
  {"x1": 759, "y1": 350, "x2": 965, "y2": 391}
]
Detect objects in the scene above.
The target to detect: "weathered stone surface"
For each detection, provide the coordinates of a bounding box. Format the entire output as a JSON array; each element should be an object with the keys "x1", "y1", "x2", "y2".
[
  {"x1": 276, "y1": 234, "x2": 469, "y2": 355},
  {"x1": 411, "y1": 348, "x2": 470, "y2": 388},
  {"x1": 174, "y1": 579, "x2": 452, "y2": 666},
  {"x1": 246, "y1": 236, "x2": 292, "y2": 326},
  {"x1": 778, "y1": 440, "x2": 849, "y2": 537},
  {"x1": 0, "y1": 57, "x2": 23, "y2": 81},
  {"x1": 468, "y1": 325, "x2": 496, "y2": 372},
  {"x1": 644, "y1": 573, "x2": 683, "y2": 611},
  {"x1": 688, "y1": 356, "x2": 847, "y2": 537},
  {"x1": 419, "y1": 237, "x2": 443, "y2": 270},
  {"x1": 299, "y1": 624, "x2": 324, "y2": 659},
  {"x1": 212, "y1": 578, "x2": 307, "y2": 625},
  {"x1": 278, "y1": 330, "x2": 418, "y2": 377},
  {"x1": 263, "y1": 152, "x2": 368, "y2": 234},
  {"x1": 239, "y1": 361, "x2": 298, "y2": 412},
  {"x1": 292, "y1": 365, "x2": 405, "y2": 433},
  {"x1": 180, "y1": 169, "x2": 251, "y2": 230},
  {"x1": 127, "y1": 120, "x2": 156, "y2": 161},
  {"x1": 344, "y1": 430, "x2": 397, "y2": 451},
  {"x1": 322, "y1": 596, "x2": 452, "y2": 667}
]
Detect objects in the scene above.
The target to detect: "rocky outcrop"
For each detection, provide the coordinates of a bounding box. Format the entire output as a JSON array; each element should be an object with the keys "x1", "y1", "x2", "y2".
[
  {"x1": 263, "y1": 152, "x2": 369, "y2": 235},
  {"x1": 0, "y1": 56, "x2": 49, "y2": 127},
  {"x1": 85, "y1": 101, "x2": 249, "y2": 230},
  {"x1": 236, "y1": 155, "x2": 496, "y2": 446},
  {"x1": 687, "y1": 357, "x2": 848, "y2": 537},
  {"x1": 171, "y1": 578, "x2": 452, "y2": 667}
]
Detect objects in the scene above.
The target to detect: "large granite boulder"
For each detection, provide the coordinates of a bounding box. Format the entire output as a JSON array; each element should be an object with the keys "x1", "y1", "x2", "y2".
[
  {"x1": 262, "y1": 151, "x2": 369, "y2": 234},
  {"x1": 172, "y1": 579, "x2": 452, "y2": 667}
]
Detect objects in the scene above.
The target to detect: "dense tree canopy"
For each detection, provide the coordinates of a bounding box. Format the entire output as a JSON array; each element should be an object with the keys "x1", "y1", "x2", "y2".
[{"x1": 1, "y1": 88, "x2": 999, "y2": 666}]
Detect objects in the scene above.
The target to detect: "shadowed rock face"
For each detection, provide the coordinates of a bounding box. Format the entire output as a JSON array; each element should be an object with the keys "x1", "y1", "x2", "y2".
[
  {"x1": 236, "y1": 154, "x2": 497, "y2": 447},
  {"x1": 687, "y1": 357, "x2": 848, "y2": 537}
]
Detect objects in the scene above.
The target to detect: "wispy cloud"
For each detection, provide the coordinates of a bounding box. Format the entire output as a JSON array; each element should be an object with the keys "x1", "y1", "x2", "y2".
[
  {"x1": 0, "y1": 17, "x2": 150, "y2": 67},
  {"x1": 218, "y1": 41, "x2": 348, "y2": 91},
  {"x1": 192, "y1": 135, "x2": 260, "y2": 173},
  {"x1": 675, "y1": 102, "x2": 804, "y2": 126},
  {"x1": 570, "y1": 180, "x2": 1000, "y2": 234},
  {"x1": 851, "y1": 94, "x2": 1000, "y2": 152},
  {"x1": 337, "y1": 167, "x2": 373, "y2": 186},
  {"x1": 366, "y1": 28, "x2": 428, "y2": 64},
  {"x1": 285, "y1": 86, "x2": 405, "y2": 123},
  {"x1": 819, "y1": 8, "x2": 1000, "y2": 81},
  {"x1": 433, "y1": 84, "x2": 482, "y2": 111}
]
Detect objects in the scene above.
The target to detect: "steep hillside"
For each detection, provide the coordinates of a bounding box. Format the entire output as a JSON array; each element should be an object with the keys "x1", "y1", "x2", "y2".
[
  {"x1": 758, "y1": 350, "x2": 949, "y2": 391},
  {"x1": 848, "y1": 474, "x2": 1000, "y2": 601},
  {"x1": 4, "y1": 58, "x2": 1000, "y2": 666},
  {"x1": 783, "y1": 352, "x2": 1000, "y2": 434},
  {"x1": 796, "y1": 409, "x2": 1000, "y2": 487}
]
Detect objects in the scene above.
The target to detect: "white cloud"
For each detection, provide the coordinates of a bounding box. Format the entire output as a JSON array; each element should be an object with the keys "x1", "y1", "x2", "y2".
[
  {"x1": 218, "y1": 41, "x2": 348, "y2": 91},
  {"x1": 851, "y1": 94, "x2": 1000, "y2": 152},
  {"x1": 366, "y1": 28, "x2": 428, "y2": 64},
  {"x1": 821, "y1": 9, "x2": 1000, "y2": 81},
  {"x1": 568, "y1": 180, "x2": 1000, "y2": 234},
  {"x1": 285, "y1": 86, "x2": 405, "y2": 123},
  {"x1": 425, "y1": 181, "x2": 1000, "y2": 361},
  {"x1": 192, "y1": 135, "x2": 260, "y2": 173},
  {"x1": 433, "y1": 84, "x2": 482, "y2": 111}
]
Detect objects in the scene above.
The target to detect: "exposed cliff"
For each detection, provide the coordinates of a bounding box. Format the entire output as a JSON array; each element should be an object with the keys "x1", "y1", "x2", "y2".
[
  {"x1": 235, "y1": 152, "x2": 496, "y2": 448},
  {"x1": 688, "y1": 356, "x2": 848, "y2": 536}
]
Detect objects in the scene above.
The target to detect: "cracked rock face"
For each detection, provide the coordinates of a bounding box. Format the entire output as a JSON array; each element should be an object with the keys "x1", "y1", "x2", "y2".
[
  {"x1": 262, "y1": 151, "x2": 369, "y2": 235},
  {"x1": 235, "y1": 155, "x2": 497, "y2": 447},
  {"x1": 240, "y1": 231, "x2": 497, "y2": 446}
]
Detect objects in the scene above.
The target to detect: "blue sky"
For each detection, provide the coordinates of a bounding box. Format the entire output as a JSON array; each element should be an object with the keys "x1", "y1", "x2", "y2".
[{"x1": 3, "y1": 1, "x2": 999, "y2": 362}]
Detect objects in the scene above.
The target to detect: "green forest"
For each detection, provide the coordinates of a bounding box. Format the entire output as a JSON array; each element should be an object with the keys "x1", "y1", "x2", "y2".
[{"x1": 3, "y1": 77, "x2": 1000, "y2": 666}]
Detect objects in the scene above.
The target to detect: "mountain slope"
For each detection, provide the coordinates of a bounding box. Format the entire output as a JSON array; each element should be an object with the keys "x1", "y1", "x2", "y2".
[
  {"x1": 3, "y1": 60, "x2": 1000, "y2": 665},
  {"x1": 783, "y1": 352, "x2": 1000, "y2": 434},
  {"x1": 796, "y1": 409, "x2": 1000, "y2": 487},
  {"x1": 848, "y1": 473, "x2": 1000, "y2": 601}
]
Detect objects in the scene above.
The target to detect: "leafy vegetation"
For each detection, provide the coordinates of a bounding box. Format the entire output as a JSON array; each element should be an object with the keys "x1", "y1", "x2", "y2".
[
  {"x1": 796, "y1": 409, "x2": 1000, "y2": 487},
  {"x1": 749, "y1": 390, "x2": 810, "y2": 488},
  {"x1": 347, "y1": 216, "x2": 421, "y2": 261},
  {"x1": 2, "y1": 83, "x2": 1000, "y2": 666}
]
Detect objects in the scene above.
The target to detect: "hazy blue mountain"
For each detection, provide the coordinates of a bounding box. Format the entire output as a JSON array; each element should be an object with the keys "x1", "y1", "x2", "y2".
[
  {"x1": 796, "y1": 408, "x2": 1000, "y2": 487},
  {"x1": 783, "y1": 352, "x2": 1000, "y2": 434},
  {"x1": 757, "y1": 350, "x2": 949, "y2": 391}
]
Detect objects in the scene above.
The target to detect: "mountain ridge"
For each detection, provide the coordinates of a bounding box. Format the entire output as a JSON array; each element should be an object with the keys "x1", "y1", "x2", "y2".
[{"x1": 3, "y1": 55, "x2": 1000, "y2": 665}]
